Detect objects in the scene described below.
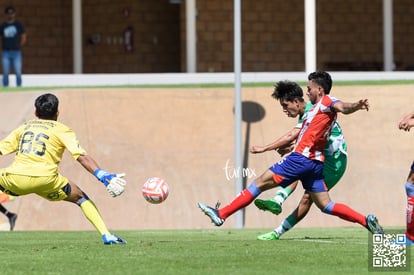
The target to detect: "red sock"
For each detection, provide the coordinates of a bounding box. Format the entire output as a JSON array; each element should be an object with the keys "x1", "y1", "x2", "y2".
[
  {"x1": 406, "y1": 196, "x2": 414, "y2": 240},
  {"x1": 219, "y1": 189, "x2": 254, "y2": 220},
  {"x1": 330, "y1": 203, "x2": 367, "y2": 227}
]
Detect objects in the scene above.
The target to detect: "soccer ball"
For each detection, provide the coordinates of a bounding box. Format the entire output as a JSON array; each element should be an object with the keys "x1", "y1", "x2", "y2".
[{"x1": 142, "y1": 177, "x2": 169, "y2": 204}]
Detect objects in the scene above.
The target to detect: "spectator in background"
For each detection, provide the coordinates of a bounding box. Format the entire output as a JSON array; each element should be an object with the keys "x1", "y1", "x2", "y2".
[{"x1": 0, "y1": 5, "x2": 26, "y2": 87}]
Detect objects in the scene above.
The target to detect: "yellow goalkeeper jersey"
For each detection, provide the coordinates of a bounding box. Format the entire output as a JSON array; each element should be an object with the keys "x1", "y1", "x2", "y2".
[{"x1": 0, "y1": 119, "x2": 86, "y2": 176}]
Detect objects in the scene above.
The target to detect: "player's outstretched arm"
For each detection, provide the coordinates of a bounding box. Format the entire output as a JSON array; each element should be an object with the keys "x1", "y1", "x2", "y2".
[
  {"x1": 77, "y1": 155, "x2": 126, "y2": 197},
  {"x1": 398, "y1": 111, "x2": 414, "y2": 131},
  {"x1": 77, "y1": 154, "x2": 100, "y2": 173},
  {"x1": 250, "y1": 127, "x2": 300, "y2": 154},
  {"x1": 333, "y1": 99, "x2": 369, "y2": 114}
]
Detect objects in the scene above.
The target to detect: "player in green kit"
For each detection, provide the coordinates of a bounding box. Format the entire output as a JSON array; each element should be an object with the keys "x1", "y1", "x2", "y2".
[
  {"x1": 250, "y1": 80, "x2": 347, "y2": 240},
  {"x1": 0, "y1": 93, "x2": 127, "y2": 244}
]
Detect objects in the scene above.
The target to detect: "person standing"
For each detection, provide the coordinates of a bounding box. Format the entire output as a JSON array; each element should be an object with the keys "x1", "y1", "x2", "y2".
[
  {"x1": 0, "y1": 5, "x2": 26, "y2": 87},
  {"x1": 398, "y1": 111, "x2": 414, "y2": 245}
]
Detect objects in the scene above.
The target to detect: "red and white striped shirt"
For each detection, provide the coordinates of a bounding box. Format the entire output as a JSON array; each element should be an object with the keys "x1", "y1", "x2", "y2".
[{"x1": 294, "y1": 95, "x2": 340, "y2": 162}]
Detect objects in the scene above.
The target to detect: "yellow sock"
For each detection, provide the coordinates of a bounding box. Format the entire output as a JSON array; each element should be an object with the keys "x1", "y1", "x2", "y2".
[{"x1": 80, "y1": 199, "x2": 110, "y2": 236}]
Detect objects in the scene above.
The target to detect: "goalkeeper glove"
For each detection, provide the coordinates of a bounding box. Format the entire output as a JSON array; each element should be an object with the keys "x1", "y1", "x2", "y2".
[{"x1": 94, "y1": 168, "x2": 126, "y2": 197}]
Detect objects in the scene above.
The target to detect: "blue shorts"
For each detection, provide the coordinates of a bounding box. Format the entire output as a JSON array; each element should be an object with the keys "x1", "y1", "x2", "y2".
[{"x1": 269, "y1": 152, "x2": 327, "y2": 192}]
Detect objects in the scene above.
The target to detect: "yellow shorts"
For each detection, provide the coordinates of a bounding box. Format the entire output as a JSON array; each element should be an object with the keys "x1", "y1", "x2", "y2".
[{"x1": 0, "y1": 170, "x2": 70, "y2": 201}]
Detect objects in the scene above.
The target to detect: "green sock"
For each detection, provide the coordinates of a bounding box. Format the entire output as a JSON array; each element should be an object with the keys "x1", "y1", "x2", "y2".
[{"x1": 286, "y1": 214, "x2": 298, "y2": 228}]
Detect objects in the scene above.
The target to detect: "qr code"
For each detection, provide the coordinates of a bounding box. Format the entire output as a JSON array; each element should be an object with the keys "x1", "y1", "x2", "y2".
[{"x1": 369, "y1": 232, "x2": 411, "y2": 272}]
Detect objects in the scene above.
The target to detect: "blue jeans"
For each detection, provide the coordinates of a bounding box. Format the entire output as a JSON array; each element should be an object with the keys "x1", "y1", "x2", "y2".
[{"x1": 2, "y1": 50, "x2": 22, "y2": 86}]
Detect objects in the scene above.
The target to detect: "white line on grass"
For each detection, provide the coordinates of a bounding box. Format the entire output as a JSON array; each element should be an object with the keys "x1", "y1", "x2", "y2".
[{"x1": 293, "y1": 238, "x2": 368, "y2": 245}]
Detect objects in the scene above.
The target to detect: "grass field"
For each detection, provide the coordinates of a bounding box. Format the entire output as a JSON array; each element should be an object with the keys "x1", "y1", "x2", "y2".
[{"x1": 0, "y1": 228, "x2": 411, "y2": 275}]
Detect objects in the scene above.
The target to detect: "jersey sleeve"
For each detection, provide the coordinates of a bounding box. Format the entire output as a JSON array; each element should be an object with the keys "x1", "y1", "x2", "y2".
[
  {"x1": 17, "y1": 21, "x2": 25, "y2": 34},
  {"x1": 0, "y1": 126, "x2": 22, "y2": 155},
  {"x1": 328, "y1": 96, "x2": 341, "y2": 111},
  {"x1": 59, "y1": 127, "x2": 87, "y2": 160}
]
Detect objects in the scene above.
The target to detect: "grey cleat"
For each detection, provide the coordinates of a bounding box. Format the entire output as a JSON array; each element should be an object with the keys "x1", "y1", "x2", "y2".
[
  {"x1": 366, "y1": 214, "x2": 384, "y2": 234},
  {"x1": 197, "y1": 202, "x2": 224, "y2": 226}
]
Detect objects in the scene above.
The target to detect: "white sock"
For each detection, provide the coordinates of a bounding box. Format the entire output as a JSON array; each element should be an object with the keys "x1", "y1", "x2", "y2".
[{"x1": 275, "y1": 219, "x2": 292, "y2": 236}]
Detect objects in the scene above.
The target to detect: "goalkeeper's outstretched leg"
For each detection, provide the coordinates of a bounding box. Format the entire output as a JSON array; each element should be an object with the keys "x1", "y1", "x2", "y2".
[{"x1": 64, "y1": 182, "x2": 127, "y2": 245}]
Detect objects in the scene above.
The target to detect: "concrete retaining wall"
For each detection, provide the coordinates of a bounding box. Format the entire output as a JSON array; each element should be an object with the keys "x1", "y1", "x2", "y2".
[{"x1": 0, "y1": 85, "x2": 412, "y2": 231}]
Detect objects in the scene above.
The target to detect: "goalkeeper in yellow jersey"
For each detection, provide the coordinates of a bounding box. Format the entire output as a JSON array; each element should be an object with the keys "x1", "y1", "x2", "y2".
[{"x1": 0, "y1": 93, "x2": 127, "y2": 244}]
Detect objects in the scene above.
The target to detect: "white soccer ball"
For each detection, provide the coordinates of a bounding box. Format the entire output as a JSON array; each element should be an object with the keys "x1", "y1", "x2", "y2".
[{"x1": 142, "y1": 177, "x2": 169, "y2": 204}]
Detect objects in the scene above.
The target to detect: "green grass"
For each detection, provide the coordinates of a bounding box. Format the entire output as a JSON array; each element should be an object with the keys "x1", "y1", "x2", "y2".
[{"x1": 0, "y1": 228, "x2": 411, "y2": 275}]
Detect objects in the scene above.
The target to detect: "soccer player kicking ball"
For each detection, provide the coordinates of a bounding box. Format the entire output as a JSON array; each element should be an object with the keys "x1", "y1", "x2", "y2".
[
  {"x1": 0, "y1": 93, "x2": 127, "y2": 245},
  {"x1": 398, "y1": 111, "x2": 414, "y2": 245},
  {"x1": 249, "y1": 80, "x2": 348, "y2": 240},
  {"x1": 198, "y1": 71, "x2": 384, "y2": 235}
]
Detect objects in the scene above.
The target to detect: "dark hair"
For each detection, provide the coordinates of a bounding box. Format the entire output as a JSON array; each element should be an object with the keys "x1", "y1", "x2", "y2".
[
  {"x1": 35, "y1": 93, "x2": 59, "y2": 119},
  {"x1": 5, "y1": 6, "x2": 15, "y2": 14},
  {"x1": 271, "y1": 80, "x2": 304, "y2": 102},
  {"x1": 307, "y1": 71, "x2": 332, "y2": 94}
]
